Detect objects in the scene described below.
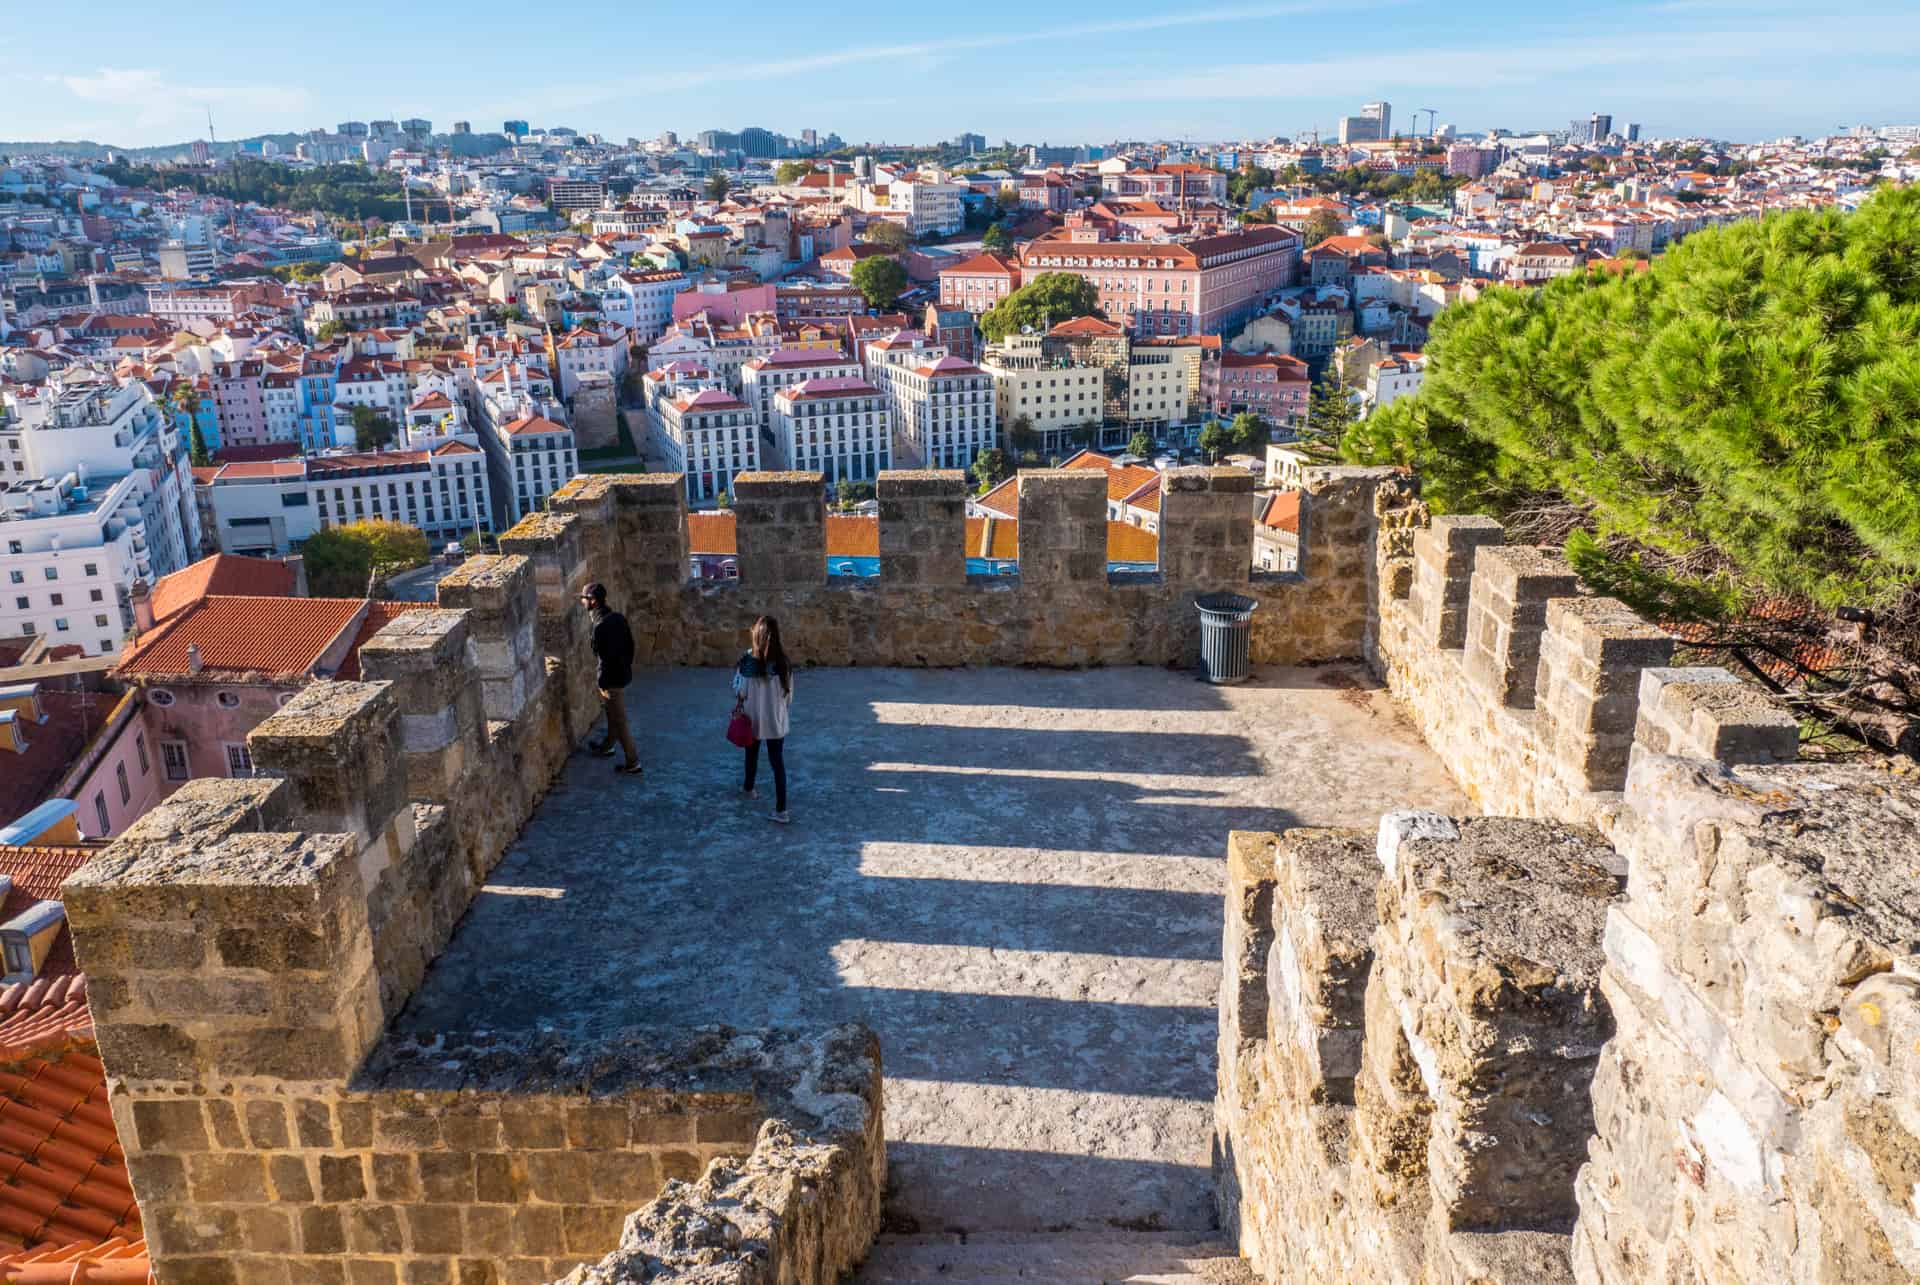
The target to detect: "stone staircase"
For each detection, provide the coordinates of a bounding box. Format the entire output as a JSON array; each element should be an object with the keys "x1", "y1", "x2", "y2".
[{"x1": 854, "y1": 1231, "x2": 1256, "y2": 1284}]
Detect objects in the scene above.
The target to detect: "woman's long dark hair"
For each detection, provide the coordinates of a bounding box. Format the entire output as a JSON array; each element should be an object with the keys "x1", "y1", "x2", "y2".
[{"x1": 752, "y1": 615, "x2": 792, "y2": 696}]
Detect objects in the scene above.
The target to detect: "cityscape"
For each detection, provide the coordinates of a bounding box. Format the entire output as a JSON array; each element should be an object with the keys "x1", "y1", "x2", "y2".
[{"x1": 2, "y1": 7, "x2": 1919, "y2": 1282}]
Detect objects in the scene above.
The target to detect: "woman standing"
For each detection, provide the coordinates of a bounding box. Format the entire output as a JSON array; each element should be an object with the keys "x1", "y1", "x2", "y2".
[{"x1": 733, "y1": 615, "x2": 794, "y2": 824}]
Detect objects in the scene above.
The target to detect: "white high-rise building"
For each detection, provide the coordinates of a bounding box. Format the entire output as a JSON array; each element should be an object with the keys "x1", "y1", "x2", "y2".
[{"x1": 0, "y1": 382, "x2": 200, "y2": 656}]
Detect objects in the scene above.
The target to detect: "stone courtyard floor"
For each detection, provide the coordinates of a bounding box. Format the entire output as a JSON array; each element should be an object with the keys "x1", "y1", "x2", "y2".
[{"x1": 392, "y1": 664, "x2": 1468, "y2": 1234}]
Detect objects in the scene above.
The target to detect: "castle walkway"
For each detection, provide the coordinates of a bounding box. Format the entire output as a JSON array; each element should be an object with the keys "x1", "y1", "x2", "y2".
[{"x1": 391, "y1": 664, "x2": 1467, "y2": 1236}]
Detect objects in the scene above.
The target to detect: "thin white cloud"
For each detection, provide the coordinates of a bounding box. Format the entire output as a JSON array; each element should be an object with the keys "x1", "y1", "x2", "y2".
[{"x1": 518, "y1": 1, "x2": 1397, "y2": 113}]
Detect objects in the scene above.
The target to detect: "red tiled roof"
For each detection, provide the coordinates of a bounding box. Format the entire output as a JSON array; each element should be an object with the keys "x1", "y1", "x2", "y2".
[
  {"x1": 0, "y1": 1232, "x2": 150, "y2": 1282},
  {"x1": 1048, "y1": 315, "x2": 1124, "y2": 339},
  {"x1": 149, "y1": 555, "x2": 296, "y2": 623},
  {"x1": 1259, "y1": 491, "x2": 1301, "y2": 534},
  {"x1": 825, "y1": 515, "x2": 878, "y2": 558},
  {"x1": 0, "y1": 1049, "x2": 146, "y2": 1271},
  {"x1": 690, "y1": 512, "x2": 1157, "y2": 563},
  {"x1": 686, "y1": 512, "x2": 737, "y2": 555},
  {"x1": 333, "y1": 602, "x2": 428, "y2": 681},
  {"x1": 114, "y1": 597, "x2": 367, "y2": 680},
  {"x1": 941, "y1": 252, "x2": 1018, "y2": 277}
]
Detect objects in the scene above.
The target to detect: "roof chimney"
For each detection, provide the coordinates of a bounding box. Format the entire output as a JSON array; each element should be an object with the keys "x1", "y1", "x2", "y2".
[
  {"x1": 186, "y1": 642, "x2": 204, "y2": 675},
  {"x1": 130, "y1": 577, "x2": 154, "y2": 634}
]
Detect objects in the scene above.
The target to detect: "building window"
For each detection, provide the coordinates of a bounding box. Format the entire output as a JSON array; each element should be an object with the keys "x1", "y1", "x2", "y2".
[
  {"x1": 217, "y1": 691, "x2": 242, "y2": 709},
  {"x1": 116, "y1": 760, "x2": 131, "y2": 805},
  {"x1": 224, "y1": 743, "x2": 254, "y2": 777},
  {"x1": 136, "y1": 731, "x2": 149, "y2": 775},
  {"x1": 94, "y1": 792, "x2": 110, "y2": 836}
]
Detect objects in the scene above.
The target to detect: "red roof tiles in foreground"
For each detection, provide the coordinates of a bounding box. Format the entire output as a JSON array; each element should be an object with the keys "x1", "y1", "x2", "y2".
[
  {"x1": 148, "y1": 554, "x2": 297, "y2": 623},
  {"x1": 0, "y1": 1051, "x2": 143, "y2": 1261},
  {"x1": 0, "y1": 1235, "x2": 151, "y2": 1283},
  {"x1": 115, "y1": 596, "x2": 367, "y2": 680}
]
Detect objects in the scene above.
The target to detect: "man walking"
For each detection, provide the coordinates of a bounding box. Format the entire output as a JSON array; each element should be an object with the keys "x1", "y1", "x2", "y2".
[{"x1": 582, "y1": 582, "x2": 642, "y2": 776}]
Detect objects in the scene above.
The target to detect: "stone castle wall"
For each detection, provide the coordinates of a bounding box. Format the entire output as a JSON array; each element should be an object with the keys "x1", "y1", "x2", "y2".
[
  {"x1": 1219, "y1": 489, "x2": 1920, "y2": 1283},
  {"x1": 548, "y1": 465, "x2": 1398, "y2": 669}
]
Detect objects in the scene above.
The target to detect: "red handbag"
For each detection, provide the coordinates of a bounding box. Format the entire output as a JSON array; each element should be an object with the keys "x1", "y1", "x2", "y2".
[{"x1": 727, "y1": 707, "x2": 755, "y2": 748}]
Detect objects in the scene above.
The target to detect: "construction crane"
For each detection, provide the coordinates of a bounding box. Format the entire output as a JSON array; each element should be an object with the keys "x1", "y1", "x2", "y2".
[{"x1": 1418, "y1": 109, "x2": 1439, "y2": 138}]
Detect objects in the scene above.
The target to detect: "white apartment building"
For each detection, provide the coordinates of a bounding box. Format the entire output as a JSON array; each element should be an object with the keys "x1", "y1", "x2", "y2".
[
  {"x1": 873, "y1": 173, "x2": 966, "y2": 237},
  {"x1": 552, "y1": 328, "x2": 629, "y2": 400},
  {"x1": 658, "y1": 390, "x2": 758, "y2": 507},
  {"x1": 480, "y1": 413, "x2": 578, "y2": 526},
  {"x1": 891, "y1": 357, "x2": 997, "y2": 470},
  {"x1": 0, "y1": 382, "x2": 199, "y2": 656},
  {"x1": 1367, "y1": 354, "x2": 1427, "y2": 411},
  {"x1": 600, "y1": 270, "x2": 686, "y2": 343},
  {"x1": 306, "y1": 443, "x2": 492, "y2": 545},
  {"x1": 771, "y1": 379, "x2": 890, "y2": 483},
  {"x1": 741, "y1": 349, "x2": 863, "y2": 439}
]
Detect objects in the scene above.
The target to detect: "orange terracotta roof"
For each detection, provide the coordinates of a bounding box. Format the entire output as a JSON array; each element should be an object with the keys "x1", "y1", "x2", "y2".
[
  {"x1": 115, "y1": 597, "x2": 367, "y2": 680},
  {"x1": 0, "y1": 1050, "x2": 145, "y2": 1273},
  {"x1": 0, "y1": 1234, "x2": 151, "y2": 1283},
  {"x1": 686, "y1": 511, "x2": 737, "y2": 555},
  {"x1": 0, "y1": 980, "x2": 91, "y2": 1066},
  {"x1": 825, "y1": 515, "x2": 879, "y2": 558},
  {"x1": 1048, "y1": 315, "x2": 1124, "y2": 339},
  {"x1": 1259, "y1": 490, "x2": 1301, "y2": 534},
  {"x1": 333, "y1": 602, "x2": 430, "y2": 681},
  {"x1": 148, "y1": 555, "x2": 297, "y2": 623}
]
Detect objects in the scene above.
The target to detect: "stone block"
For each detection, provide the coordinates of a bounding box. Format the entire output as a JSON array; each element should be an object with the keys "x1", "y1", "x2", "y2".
[
  {"x1": 1536, "y1": 597, "x2": 1673, "y2": 792},
  {"x1": 1408, "y1": 516, "x2": 1504, "y2": 649},
  {"x1": 1462, "y1": 546, "x2": 1582, "y2": 709},
  {"x1": 1162, "y1": 468, "x2": 1253, "y2": 588},
  {"x1": 1222, "y1": 833, "x2": 1279, "y2": 1047},
  {"x1": 877, "y1": 471, "x2": 967, "y2": 586},
  {"x1": 1267, "y1": 828, "x2": 1377, "y2": 1104},
  {"x1": 1374, "y1": 813, "x2": 1621, "y2": 1232},
  {"x1": 435, "y1": 556, "x2": 542, "y2": 723},
  {"x1": 733, "y1": 471, "x2": 825, "y2": 588},
  {"x1": 1632, "y1": 666, "x2": 1798, "y2": 766},
  {"x1": 357, "y1": 610, "x2": 486, "y2": 800},
  {"x1": 498, "y1": 512, "x2": 589, "y2": 612},
  {"x1": 1016, "y1": 470, "x2": 1106, "y2": 585},
  {"x1": 603, "y1": 474, "x2": 690, "y2": 591}
]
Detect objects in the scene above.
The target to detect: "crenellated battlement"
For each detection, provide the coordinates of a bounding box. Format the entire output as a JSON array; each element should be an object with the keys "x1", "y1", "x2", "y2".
[{"x1": 52, "y1": 464, "x2": 1920, "y2": 1284}]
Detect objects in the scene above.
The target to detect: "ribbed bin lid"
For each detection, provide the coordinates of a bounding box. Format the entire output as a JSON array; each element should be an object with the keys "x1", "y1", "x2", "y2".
[{"x1": 1195, "y1": 593, "x2": 1258, "y2": 621}]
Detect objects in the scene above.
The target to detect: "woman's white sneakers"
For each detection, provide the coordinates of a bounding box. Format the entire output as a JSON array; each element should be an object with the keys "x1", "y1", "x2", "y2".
[{"x1": 769, "y1": 810, "x2": 791, "y2": 825}]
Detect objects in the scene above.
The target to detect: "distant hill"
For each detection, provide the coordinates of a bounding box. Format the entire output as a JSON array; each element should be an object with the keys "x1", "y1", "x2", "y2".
[
  {"x1": 0, "y1": 134, "x2": 309, "y2": 162},
  {"x1": 1, "y1": 131, "x2": 508, "y2": 164}
]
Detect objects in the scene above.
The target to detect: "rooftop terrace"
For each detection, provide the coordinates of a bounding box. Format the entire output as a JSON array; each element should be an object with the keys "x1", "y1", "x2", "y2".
[{"x1": 388, "y1": 662, "x2": 1467, "y2": 1234}]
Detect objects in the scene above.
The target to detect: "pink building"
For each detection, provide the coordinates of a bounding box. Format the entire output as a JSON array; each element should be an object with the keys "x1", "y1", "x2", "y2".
[
  {"x1": 938, "y1": 252, "x2": 1021, "y2": 314},
  {"x1": 1017, "y1": 220, "x2": 1300, "y2": 337},
  {"x1": 1208, "y1": 351, "x2": 1311, "y2": 427}
]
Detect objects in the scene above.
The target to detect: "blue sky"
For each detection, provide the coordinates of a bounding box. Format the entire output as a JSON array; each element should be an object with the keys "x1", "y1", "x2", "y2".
[{"x1": 5, "y1": 0, "x2": 1918, "y2": 147}]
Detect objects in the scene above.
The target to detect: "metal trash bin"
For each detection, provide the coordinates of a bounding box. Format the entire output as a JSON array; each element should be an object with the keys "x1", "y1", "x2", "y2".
[{"x1": 1195, "y1": 592, "x2": 1259, "y2": 685}]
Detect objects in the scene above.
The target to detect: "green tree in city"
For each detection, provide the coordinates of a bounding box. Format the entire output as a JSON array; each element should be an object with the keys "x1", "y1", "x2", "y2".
[
  {"x1": 775, "y1": 160, "x2": 814, "y2": 184},
  {"x1": 995, "y1": 188, "x2": 1021, "y2": 212},
  {"x1": 1127, "y1": 429, "x2": 1155, "y2": 458},
  {"x1": 970, "y1": 447, "x2": 1010, "y2": 493},
  {"x1": 1007, "y1": 414, "x2": 1039, "y2": 455},
  {"x1": 300, "y1": 520, "x2": 429, "y2": 596},
  {"x1": 849, "y1": 256, "x2": 908, "y2": 310},
  {"x1": 1305, "y1": 374, "x2": 1358, "y2": 453},
  {"x1": 1302, "y1": 209, "x2": 1346, "y2": 247},
  {"x1": 1197, "y1": 418, "x2": 1230, "y2": 462},
  {"x1": 1229, "y1": 412, "x2": 1269, "y2": 451},
  {"x1": 704, "y1": 171, "x2": 731, "y2": 201},
  {"x1": 188, "y1": 422, "x2": 212, "y2": 468},
  {"x1": 348, "y1": 404, "x2": 399, "y2": 453},
  {"x1": 312, "y1": 319, "x2": 347, "y2": 344},
  {"x1": 979, "y1": 272, "x2": 1104, "y2": 343},
  {"x1": 1070, "y1": 420, "x2": 1100, "y2": 450},
  {"x1": 1227, "y1": 164, "x2": 1275, "y2": 205},
  {"x1": 981, "y1": 222, "x2": 1011, "y2": 253},
  {"x1": 863, "y1": 221, "x2": 911, "y2": 253}
]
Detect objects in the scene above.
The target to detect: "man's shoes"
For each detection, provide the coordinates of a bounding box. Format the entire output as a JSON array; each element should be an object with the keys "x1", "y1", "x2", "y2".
[
  {"x1": 768, "y1": 810, "x2": 790, "y2": 825},
  {"x1": 740, "y1": 787, "x2": 759, "y2": 800},
  {"x1": 589, "y1": 743, "x2": 615, "y2": 758},
  {"x1": 615, "y1": 762, "x2": 645, "y2": 776}
]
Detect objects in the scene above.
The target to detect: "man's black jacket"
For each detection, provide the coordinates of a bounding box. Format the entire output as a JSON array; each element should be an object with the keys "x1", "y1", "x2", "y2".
[{"x1": 590, "y1": 608, "x2": 635, "y2": 689}]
